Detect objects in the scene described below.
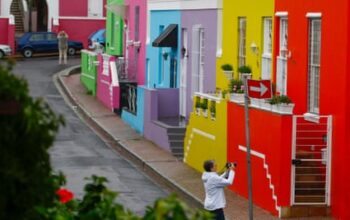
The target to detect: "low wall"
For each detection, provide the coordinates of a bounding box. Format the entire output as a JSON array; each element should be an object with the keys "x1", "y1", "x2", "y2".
[{"x1": 227, "y1": 101, "x2": 293, "y2": 216}]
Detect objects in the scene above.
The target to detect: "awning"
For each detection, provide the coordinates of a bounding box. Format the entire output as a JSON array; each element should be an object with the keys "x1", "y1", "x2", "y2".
[{"x1": 152, "y1": 24, "x2": 178, "y2": 48}]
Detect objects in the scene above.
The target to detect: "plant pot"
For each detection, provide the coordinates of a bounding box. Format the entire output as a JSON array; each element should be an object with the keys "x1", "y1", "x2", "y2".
[
  {"x1": 202, "y1": 109, "x2": 208, "y2": 117},
  {"x1": 223, "y1": 70, "x2": 233, "y2": 80},
  {"x1": 250, "y1": 98, "x2": 262, "y2": 108},
  {"x1": 273, "y1": 103, "x2": 295, "y2": 114},
  {"x1": 210, "y1": 112, "x2": 216, "y2": 120},
  {"x1": 230, "y1": 93, "x2": 244, "y2": 103},
  {"x1": 195, "y1": 108, "x2": 200, "y2": 115},
  {"x1": 239, "y1": 73, "x2": 252, "y2": 80}
]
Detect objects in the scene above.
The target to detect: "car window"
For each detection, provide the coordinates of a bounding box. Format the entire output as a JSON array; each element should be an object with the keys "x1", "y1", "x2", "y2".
[
  {"x1": 47, "y1": 33, "x2": 57, "y2": 41},
  {"x1": 30, "y1": 34, "x2": 45, "y2": 41}
]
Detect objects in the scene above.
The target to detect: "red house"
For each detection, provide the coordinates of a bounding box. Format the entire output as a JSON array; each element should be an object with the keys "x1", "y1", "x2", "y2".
[{"x1": 228, "y1": 1, "x2": 349, "y2": 219}]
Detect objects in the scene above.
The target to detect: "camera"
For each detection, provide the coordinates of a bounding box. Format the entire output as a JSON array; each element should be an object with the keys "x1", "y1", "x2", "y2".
[{"x1": 225, "y1": 162, "x2": 237, "y2": 169}]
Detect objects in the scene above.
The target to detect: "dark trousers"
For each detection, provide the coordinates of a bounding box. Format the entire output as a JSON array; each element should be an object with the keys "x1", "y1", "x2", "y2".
[{"x1": 210, "y1": 208, "x2": 225, "y2": 220}]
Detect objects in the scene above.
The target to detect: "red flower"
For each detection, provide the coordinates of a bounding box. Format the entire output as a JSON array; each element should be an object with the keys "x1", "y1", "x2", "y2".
[{"x1": 56, "y1": 188, "x2": 74, "y2": 203}]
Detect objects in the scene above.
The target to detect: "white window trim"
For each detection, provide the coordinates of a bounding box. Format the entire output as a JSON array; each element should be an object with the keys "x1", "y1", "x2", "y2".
[
  {"x1": 306, "y1": 13, "x2": 322, "y2": 18},
  {"x1": 275, "y1": 11, "x2": 288, "y2": 17}
]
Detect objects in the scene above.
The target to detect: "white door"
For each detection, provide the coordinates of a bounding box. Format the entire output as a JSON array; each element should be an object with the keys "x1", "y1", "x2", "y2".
[
  {"x1": 180, "y1": 28, "x2": 188, "y2": 117},
  {"x1": 88, "y1": 0, "x2": 102, "y2": 17}
]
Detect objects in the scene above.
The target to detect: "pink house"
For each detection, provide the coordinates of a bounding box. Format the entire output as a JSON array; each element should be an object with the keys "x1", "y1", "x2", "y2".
[{"x1": 96, "y1": 0, "x2": 146, "y2": 116}]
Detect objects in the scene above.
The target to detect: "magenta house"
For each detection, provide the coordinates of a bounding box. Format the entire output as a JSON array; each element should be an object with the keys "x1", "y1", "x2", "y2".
[{"x1": 96, "y1": 0, "x2": 146, "y2": 116}]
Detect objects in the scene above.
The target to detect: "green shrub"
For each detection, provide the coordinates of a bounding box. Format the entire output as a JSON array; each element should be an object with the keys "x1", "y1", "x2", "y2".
[
  {"x1": 221, "y1": 64, "x2": 233, "y2": 71},
  {"x1": 210, "y1": 101, "x2": 216, "y2": 117},
  {"x1": 229, "y1": 79, "x2": 244, "y2": 93},
  {"x1": 268, "y1": 95, "x2": 292, "y2": 105},
  {"x1": 195, "y1": 97, "x2": 201, "y2": 108},
  {"x1": 0, "y1": 62, "x2": 64, "y2": 219},
  {"x1": 238, "y1": 65, "x2": 252, "y2": 73},
  {"x1": 201, "y1": 99, "x2": 208, "y2": 110}
]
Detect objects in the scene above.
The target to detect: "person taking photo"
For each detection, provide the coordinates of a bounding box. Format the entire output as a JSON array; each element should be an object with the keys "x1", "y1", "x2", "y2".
[{"x1": 202, "y1": 160, "x2": 236, "y2": 220}]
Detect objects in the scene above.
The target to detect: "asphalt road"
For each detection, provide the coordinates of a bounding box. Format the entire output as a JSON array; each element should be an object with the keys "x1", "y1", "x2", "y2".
[{"x1": 8, "y1": 56, "x2": 168, "y2": 216}]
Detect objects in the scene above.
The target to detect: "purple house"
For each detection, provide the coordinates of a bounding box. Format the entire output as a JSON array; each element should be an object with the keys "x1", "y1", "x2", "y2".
[{"x1": 141, "y1": 0, "x2": 221, "y2": 158}]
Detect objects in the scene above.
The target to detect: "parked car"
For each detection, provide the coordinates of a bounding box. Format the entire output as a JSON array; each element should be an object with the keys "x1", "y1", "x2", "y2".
[
  {"x1": 16, "y1": 32, "x2": 84, "y2": 58},
  {"x1": 0, "y1": 44, "x2": 12, "y2": 59},
  {"x1": 88, "y1": 29, "x2": 106, "y2": 49}
]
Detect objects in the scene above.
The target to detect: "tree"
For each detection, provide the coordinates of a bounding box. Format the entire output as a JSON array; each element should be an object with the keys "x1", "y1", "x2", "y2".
[{"x1": 0, "y1": 61, "x2": 64, "y2": 219}]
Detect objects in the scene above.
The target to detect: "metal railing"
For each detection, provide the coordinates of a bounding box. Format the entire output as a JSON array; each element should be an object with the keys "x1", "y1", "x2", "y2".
[{"x1": 291, "y1": 115, "x2": 332, "y2": 205}]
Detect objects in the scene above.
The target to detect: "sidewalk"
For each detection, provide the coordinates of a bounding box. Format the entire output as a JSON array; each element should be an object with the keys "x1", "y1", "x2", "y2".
[{"x1": 54, "y1": 67, "x2": 333, "y2": 220}]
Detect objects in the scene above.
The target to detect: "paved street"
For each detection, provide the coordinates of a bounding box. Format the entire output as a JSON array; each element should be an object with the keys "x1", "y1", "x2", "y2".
[{"x1": 10, "y1": 57, "x2": 168, "y2": 216}]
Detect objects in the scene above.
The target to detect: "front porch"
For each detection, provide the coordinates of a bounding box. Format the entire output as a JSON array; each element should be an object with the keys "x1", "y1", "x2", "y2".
[{"x1": 227, "y1": 100, "x2": 332, "y2": 218}]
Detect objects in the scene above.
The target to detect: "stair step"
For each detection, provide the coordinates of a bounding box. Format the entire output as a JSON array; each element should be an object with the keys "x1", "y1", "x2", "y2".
[
  {"x1": 295, "y1": 181, "x2": 326, "y2": 188},
  {"x1": 295, "y1": 167, "x2": 326, "y2": 174},
  {"x1": 281, "y1": 205, "x2": 330, "y2": 218},
  {"x1": 167, "y1": 127, "x2": 186, "y2": 134},
  {"x1": 169, "y1": 141, "x2": 184, "y2": 148},
  {"x1": 294, "y1": 195, "x2": 326, "y2": 203},
  {"x1": 168, "y1": 133, "x2": 185, "y2": 141},
  {"x1": 295, "y1": 188, "x2": 325, "y2": 195},
  {"x1": 295, "y1": 174, "x2": 325, "y2": 182}
]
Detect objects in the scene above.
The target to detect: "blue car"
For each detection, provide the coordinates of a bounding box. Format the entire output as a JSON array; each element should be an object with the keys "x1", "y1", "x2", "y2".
[
  {"x1": 16, "y1": 32, "x2": 83, "y2": 58},
  {"x1": 88, "y1": 29, "x2": 106, "y2": 49}
]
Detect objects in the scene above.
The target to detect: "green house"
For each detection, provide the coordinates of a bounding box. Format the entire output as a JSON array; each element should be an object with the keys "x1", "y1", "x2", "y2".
[
  {"x1": 106, "y1": 0, "x2": 124, "y2": 56},
  {"x1": 80, "y1": 50, "x2": 98, "y2": 96}
]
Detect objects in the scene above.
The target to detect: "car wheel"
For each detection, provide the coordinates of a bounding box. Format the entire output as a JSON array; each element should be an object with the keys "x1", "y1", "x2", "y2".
[
  {"x1": 68, "y1": 47, "x2": 76, "y2": 56},
  {"x1": 0, "y1": 50, "x2": 4, "y2": 59},
  {"x1": 23, "y1": 48, "x2": 33, "y2": 58}
]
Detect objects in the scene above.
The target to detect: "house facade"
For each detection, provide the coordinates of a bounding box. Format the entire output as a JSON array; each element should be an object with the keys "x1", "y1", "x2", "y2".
[
  {"x1": 0, "y1": 0, "x2": 106, "y2": 50},
  {"x1": 272, "y1": 0, "x2": 349, "y2": 219}
]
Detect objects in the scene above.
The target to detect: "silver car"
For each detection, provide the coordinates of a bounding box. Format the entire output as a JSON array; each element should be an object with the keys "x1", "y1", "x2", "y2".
[{"x1": 0, "y1": 44, "x2": 12, "y2": 59}]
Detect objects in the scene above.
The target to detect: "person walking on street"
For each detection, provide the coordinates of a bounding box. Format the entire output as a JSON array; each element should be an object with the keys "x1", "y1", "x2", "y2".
[
  {"x1": 202, "y1": 160, "x2": 236, "y2": 220},
  {"x1": 58, "y1": 31, "x2": 68, "y2": 64}
]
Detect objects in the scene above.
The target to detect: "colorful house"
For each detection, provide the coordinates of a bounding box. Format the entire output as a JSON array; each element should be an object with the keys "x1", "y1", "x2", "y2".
[
  {"x1": 227, "y1": 0, "x2": 349, "y2": 219},
  {"x1": 120, "y1": 0, "x2": 147, "y2": 133},
  {"x1": 0, "y1": 0, "x2": 106, "y2": 50},
  {"x1": 96, "y1": 0, "x2": 146, "y2": 117},
  {"x1": 136, "y1": 0, "x2": 220, "y2": 158},
  {"x1": 271, "y1": 1, "x2": 348, "y2": 219}
]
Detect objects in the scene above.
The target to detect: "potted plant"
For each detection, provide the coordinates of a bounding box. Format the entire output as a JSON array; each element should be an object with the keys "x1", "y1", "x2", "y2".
[
  {"x1": 238, "y1": 65, "x2": 252, "y2": 80},
  {"x1": 221, "y1": 64, "x2": 234, "y2": 80},
  {"x1": 210, "y1": 101, "x2": 216, "y2": 120},
  {"x1": 195, "y1": 97, "x2": 201, "y2": 115},
  {"x1": 228, "y1": 79, "x2": 245, "y2": 103},
  {"x1": 201, "y1": 98, "x2": 208, "y2": 117},
  {"x1": 221, "y1": 90, "x2": 228, "y2": 99},
  {"x1": 268, "y1": 95, "x2": 294, "y2": 114}
]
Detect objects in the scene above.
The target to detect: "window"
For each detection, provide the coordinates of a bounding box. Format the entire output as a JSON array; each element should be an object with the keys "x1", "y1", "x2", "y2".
[
  {"x1": 279, "y1": 18, "x2": 288, "y2": 57},
  {"x1": 263, "y1": 18, "x2": 272, "y2": 55},
  {"x1": 261, "y1": 17, "x2": 272, "y2": 79},
  {"x1": 47, "y1": 33, "x2": 57, "y2": 41},
  {"x1": 134, "y1": 6, "x2": 140, "y2": 41},
  {"x1": 307, "y1": 18, "x2": 321, "y2": 114},
  {"x1": 238, "y1": 17, "x2": 246, "y2": 67},
  {"x1": 276, "y1": 17, "x2": 288, "y2": 94},
  {"x1": 159, "y1": 25, "x2": 165, "y2": 84},
  {"x1": 30, "y1": 34, "x2": 45, "y2": 41},
  {"x1": 191, "y1": 26, "x2": 205, "y2": 95}
]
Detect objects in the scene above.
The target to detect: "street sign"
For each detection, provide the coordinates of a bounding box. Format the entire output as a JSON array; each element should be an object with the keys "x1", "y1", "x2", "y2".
[{"x1": 247, "y1": 79, "x2": 272, "y2": 99}]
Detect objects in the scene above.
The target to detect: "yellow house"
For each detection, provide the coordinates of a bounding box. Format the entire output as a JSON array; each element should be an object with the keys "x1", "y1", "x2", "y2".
[
  {"x1": 217, "y1": 0, "x2": 275, "y2": 89},
  {"x1": 184, "y1": 0, "x2": 274, "y2": 172}
]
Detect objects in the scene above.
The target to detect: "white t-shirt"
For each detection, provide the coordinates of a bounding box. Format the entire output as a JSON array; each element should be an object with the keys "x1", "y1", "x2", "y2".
[{"x1": 202, "y1": 170, "x2": 235, "y2": 210}]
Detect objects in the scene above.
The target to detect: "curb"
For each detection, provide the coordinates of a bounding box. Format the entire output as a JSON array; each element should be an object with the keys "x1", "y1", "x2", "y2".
[{"x1": 53, "y1": 68, "x2": 204, "y2": 209}]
